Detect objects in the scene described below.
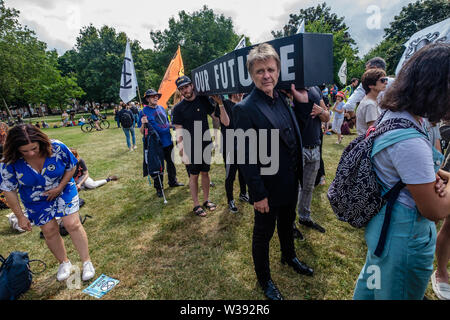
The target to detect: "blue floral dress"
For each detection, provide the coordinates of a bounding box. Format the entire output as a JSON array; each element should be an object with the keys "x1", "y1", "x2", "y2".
[{"x1": 0, "y1": 140, "x2": 79, "y2": 226}]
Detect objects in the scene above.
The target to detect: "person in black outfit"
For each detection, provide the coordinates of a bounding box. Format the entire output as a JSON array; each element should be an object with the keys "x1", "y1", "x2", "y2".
[
  {"x1": 292, "y1": 86, "x2": 329, "y2": 238},
  {"x1": 214, "y1": 93, "x2": 249, "y2": 213},
  {"x1": 172, "y1": 76, "x2": 229, "y2": 217},
  {"x1": 233, "y1": 43, "x2": 313, "y2": 300}
]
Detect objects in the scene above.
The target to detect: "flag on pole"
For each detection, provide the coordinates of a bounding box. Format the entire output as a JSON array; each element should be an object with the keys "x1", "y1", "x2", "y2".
[
  {"x1": 119, "y1": 41, "x2": 138, "y2": 104},
  {"x1": 395, "y1": 17, "x2": 450, "y2": 76},
  {"x1": 158, "y1": 45, "x2": 184, "y2": 109},
  {"x1": 234, "y1": 36, "x2": 246, "y2": 50},
  {"x1": 297, "y1": 20, "x2": 305, "y2": 34},
  {"x1": 338, "y1": 58, "x2": 347, "y2": 85}
]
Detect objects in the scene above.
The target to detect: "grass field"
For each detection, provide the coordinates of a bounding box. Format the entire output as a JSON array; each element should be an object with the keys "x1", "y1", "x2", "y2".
[{"x1": 0, "y1": 117, "x2": 442, "y2": 300}]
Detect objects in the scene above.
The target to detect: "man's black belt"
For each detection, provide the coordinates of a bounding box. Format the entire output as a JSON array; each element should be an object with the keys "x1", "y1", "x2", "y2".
[{"x1": 303, "y1": 145, "x2": 319, "y2": 150}]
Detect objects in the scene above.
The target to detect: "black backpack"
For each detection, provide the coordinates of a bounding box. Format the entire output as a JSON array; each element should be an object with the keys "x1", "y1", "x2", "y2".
[
  {"x1": 119, "y1": 111, "x2": 133, "y2": 128},
  {"x1": 0, "y1": 252, "x2": 46, "y2": 300}
]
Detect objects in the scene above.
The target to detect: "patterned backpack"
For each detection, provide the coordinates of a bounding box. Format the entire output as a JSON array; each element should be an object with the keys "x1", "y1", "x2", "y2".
[{"x1": 327, "y1": 112, "x2": 427, "y2": 229}]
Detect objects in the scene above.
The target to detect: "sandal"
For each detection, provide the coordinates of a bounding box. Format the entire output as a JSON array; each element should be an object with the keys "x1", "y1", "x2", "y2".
[
  {"x1": 193, "y1": 206, "x2": 207, "y2": 217},
  {"x1": 203, "y1": 200, "x2": 217, "y2": 211}
]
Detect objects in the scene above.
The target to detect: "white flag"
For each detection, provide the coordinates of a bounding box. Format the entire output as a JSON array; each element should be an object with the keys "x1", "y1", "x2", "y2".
[
  {"x1": 395, "y1": 17, "x2": 450, "y2": 76},
  {"x1": 297, "y1": 20, "x2": 305, "y2": 34},
  {"x1": 338, "y1": 59, "x2": 347, "y2": 85},
  {"x1": 234, "y1": 36, "x2": 246, "y2": 50},
  {"x1": 120, "y1": 41, "x2": 138, "y2": 103}
]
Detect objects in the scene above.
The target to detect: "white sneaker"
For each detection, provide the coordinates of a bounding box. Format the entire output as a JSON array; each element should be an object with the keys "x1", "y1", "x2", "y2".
[
  {"x1": 431, "y1": 271, "x2": 450, "y2": 300},
  {"x1": 133, "y1": 145, "x2": 137, "y2": 150},
  {"x1": 82, "y1": 261, "x2": 95, "y2": 281},
  {"x1": 56, "y1": 261, "x2": 72, "y2": 282}
]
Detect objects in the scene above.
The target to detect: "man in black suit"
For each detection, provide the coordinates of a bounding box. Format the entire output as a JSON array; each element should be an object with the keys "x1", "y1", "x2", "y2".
[{"x1": 233, "y1": 43, "x2": 314, "y2": 300}]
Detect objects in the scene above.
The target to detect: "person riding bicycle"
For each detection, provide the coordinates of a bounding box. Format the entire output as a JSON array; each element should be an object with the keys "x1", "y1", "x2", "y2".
[{"x1": 90, "y1": 106, "x2": 102, "y2": 131}]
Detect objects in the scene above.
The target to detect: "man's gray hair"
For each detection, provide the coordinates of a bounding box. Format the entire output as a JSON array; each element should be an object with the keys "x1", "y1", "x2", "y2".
[
  {"x1": 366, "y1": 57, "x2": 386, "y2": 70},
  {"x1": 246, "y1": 43, "x2": 281, "y2": 74}
]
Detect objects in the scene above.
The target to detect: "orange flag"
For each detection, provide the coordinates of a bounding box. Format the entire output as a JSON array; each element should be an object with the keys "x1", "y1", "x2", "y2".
[{"x1": 158, "y1": 45, "x2": 184, "y2": 109}]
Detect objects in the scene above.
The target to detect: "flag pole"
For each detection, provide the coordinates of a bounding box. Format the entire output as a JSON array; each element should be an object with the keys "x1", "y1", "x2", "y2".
[{"x1": 136, "y1": 83, "x2": 143, "y2": 107}]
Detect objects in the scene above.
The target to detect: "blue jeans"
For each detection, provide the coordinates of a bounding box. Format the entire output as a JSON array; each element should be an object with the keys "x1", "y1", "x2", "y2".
[
  {"x1": 122, "y1": 127, "x2": 136, "y2": 148},
  {"x1": 353, "y1": 202, "x2": 436, "y2": 300}
]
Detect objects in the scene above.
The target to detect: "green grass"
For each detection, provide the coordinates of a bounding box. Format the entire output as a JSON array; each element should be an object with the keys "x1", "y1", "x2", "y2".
[{"x1": 0, "y1": 119, "x2": 443, "y2": 300}]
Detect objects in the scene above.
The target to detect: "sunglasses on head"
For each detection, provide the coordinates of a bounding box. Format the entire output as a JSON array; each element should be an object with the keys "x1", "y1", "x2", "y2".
[{"x1": 379, "y1": 77, "x2": 388, "y2": 84}]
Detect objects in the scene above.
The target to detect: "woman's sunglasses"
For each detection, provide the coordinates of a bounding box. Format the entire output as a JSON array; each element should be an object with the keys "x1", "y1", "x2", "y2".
[{"x1": 379, "y1": 77, "x2": 388, "y2": 84}]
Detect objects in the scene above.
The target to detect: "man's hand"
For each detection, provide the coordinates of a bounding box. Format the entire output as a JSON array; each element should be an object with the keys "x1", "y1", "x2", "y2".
[
  {"x1": 210, "y1": 95, "x2": 223, "y2": 106},
  {"x1": 436, "y1": 170, "x2": 450, "y2": 197},
  {"x1": 254, "y1": 198, "x2": 269, "y2": 213},
  {"x1": 43, "y1": 186, "x2": 63, "y2": 201},
  {"x1": 141, "y1": 115, "x2": 148, "y2": 124},
  {"x1": 310, "y1": 103, "x2": 323, "y2": 119},
  {"x1": 290, "y1": 84, "x2": 308, "y2": 103}
]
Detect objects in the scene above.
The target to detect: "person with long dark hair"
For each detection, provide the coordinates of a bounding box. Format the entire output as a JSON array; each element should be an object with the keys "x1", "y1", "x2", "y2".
[
  {"x1": 353, "y1": 43, "x2": 450, "y2": 300},
  {"x1": 0, "y1": 124, "x2": 95, "y2": 282}
]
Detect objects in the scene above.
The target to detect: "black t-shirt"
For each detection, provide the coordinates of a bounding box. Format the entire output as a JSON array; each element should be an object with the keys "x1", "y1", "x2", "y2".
[
  {"x1": 172, "y1": 96, "x2": 215, "y2": 155},
  {"x1": 74, "y1": 158, "x2": 88, "y2": 182},
  {"x1": 293, "y1": 86, "x2": 323, "y2": 147}
]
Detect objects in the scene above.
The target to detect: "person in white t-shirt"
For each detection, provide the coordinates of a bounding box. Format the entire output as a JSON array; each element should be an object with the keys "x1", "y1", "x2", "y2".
[{"x1": 355, "y1": 68, "x2": 388, "y2": 136}]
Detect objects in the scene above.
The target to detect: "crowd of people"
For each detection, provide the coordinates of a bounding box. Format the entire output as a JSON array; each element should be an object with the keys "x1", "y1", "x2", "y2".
[{"x1": 0, "y1": 41, "x2": 449, "y2": 301}]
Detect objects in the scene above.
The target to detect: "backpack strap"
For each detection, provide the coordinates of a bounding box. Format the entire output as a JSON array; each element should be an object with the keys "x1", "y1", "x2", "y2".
[
  {"x1": 369, "y1": 122, "x2": 428, "y2": 258},
  {"x1": 28, "y1": 259, "x2": 47, "y2": 275}
]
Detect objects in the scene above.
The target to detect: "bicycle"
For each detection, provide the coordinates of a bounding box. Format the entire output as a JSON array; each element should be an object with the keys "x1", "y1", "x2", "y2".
[{"x1": 81, "y1": 116, "x2": 110, "y2": 133}]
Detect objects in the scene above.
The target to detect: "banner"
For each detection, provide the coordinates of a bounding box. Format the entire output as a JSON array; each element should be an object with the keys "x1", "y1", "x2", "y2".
[
  {"x1": 395, "y1": 17, "x2": 450, "y2": 76},
  {"x1": 119, "y1": 41, "x2": 138, "y2": 104},
  {"x1": 338, "y1": 58, "x2": 347, "y2": 86},
  {"x1": 158, "y1": 45, "x2": 185, "y2": 109},
  {"x1": 191, "y1": 33, "x2": 333, "y2": 95}
]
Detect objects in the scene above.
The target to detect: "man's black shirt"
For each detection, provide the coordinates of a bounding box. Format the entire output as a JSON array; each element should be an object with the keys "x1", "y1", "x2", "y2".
[
  {"x1": 293, "y1": 86, "x2": 323, "y2": 147},
  {"x1": 172, "y1": 95, "x2": 215, "y2": 157}
]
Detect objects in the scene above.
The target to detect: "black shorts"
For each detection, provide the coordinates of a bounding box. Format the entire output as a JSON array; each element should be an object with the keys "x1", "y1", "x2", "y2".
[{"x1": 186, "y1": 163, "x2": 210, "y2": 175}]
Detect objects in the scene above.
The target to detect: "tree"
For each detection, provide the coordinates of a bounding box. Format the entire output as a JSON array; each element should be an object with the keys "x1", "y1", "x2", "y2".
[
  {"x1": 150, "y1": 6, "x2": 242, "y2": 85},
  {"x1": 272, "y1": 2, "x2": 364, "y2": 86},
  {"x1": 369, "y1": 0, "x2": 450, "y2": 75},
  {"x1": 271, "y1": 2, "x2": 355, "y2": 46}
]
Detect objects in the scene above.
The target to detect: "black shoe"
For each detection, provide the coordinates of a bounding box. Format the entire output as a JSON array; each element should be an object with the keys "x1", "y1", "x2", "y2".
[
  {"x1": 228, "y1": 200, "x2": 238, "y2": 213},
  {"x1": 293, "y1": 226, "x2": 304, "y2": 241},
  {"x1": 281, "y1": 256, "x2": 314, "y2": 276},
  {"x1": 299, "y1": 218, "x2": 326, "y2": 233},
  {"x1": 239, "y1": 193, "x2": 249, "y2": 203},
  {"x1": 156, "y1": 189, "x2": 163, "y2": 198},
  {"x1": 169, "y1": 181, "x2": 184, "y2": 187},
  {"x1": 260, "y1": 280, "x2": 284, "y2": 300}
]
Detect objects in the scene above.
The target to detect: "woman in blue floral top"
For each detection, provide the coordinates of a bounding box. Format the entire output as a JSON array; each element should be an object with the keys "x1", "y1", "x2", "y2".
[{"x1": 0, "y1": 124, "x2": 95, "y2": 282}]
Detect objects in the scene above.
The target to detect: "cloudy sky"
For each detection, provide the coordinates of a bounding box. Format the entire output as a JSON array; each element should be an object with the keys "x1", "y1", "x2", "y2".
[{"x1": 6, "y1": 0, "x2": 416, "y2": 56}]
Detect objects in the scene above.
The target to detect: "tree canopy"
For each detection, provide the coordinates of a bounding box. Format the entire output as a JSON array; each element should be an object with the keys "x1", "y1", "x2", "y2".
[
  {"x1": 272, "y1": 2, "x2": 364, "y2": 85},
  {"x1": 366, "y1": 0, "x2": 450, "y2": 75},
  {"x1": 0, "y1": 0, "x2": 84, "y2": 112},
  {"x1": 150, "y1": 6, "x2": 242, "y2": 82}
]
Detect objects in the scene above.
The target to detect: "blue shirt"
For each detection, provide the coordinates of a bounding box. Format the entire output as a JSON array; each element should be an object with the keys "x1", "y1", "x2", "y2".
[
  {"x1": 0, "y1": 140, "x2": 79, "y2": 226},
  {"x1": 138, "y1": 105, "x2": 172, "y2": 148}
]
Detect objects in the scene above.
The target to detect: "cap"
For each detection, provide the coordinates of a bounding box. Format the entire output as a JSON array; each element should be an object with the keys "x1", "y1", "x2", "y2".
[{"x1": 175, "y1": 75, "x2": 192, "y2": 89}]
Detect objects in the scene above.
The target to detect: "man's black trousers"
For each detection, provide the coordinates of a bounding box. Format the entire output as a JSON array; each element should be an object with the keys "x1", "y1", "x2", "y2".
[
  {"x1": 252, "y1": 204, "x2": 297, "y2": 285},
  {"x1": 151, "y1": 143, "x2": 177, "y2": 190}
]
